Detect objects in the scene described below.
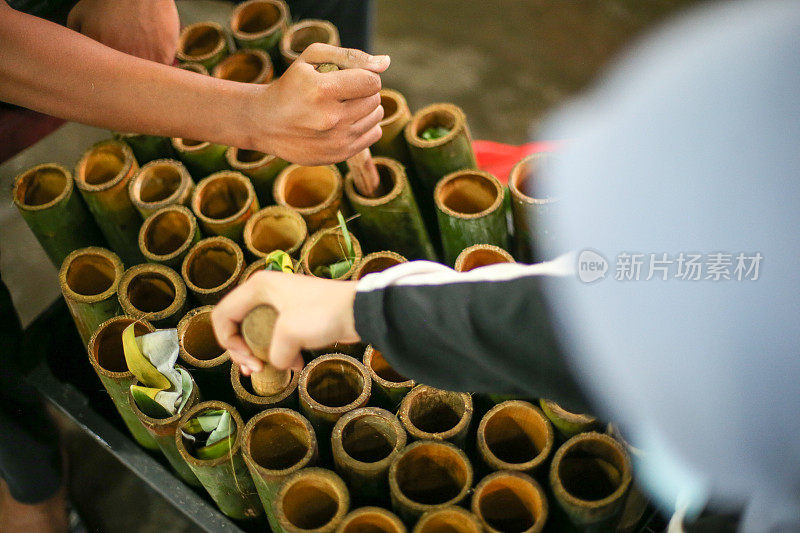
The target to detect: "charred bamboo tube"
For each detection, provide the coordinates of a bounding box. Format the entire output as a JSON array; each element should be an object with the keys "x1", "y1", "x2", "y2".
[
  {"x1": 508, "y1": 153, "x2": 557, "y2": 263},
  {"x1": 181, "y1": 236, "x2": 245, "y2": 304},
  {"x1": 362, "y1": 346, "x2": 414, "y2": 410},
  {"x1": 87, "y1": 316, "x2": 159, "y2": 450},
  {"x1": 230, "y1": 0, "x2": 290, "y2": 62},
  {"x1": 128, "y1": 159, "x2": 194, "y2": 218},
  {"x1": 454, "y1": 244, "x2": 514, "y2": 272},
  {"x1": 213, "y1": 49, "x2": 274, "y2": 84},
  {"x1": 117, "y1": 263, "x2": 187, "y2": 328},
  {"x1": 434, "y1": 170, "x2": 509, "y2": 266},
  {"x1": 477, "y1": 401, "x2": 554, "y2": 475},
  {"x1": 178, "y1": 306, "x2": 233, "y2": 402},
  {"x1": 398, "y1": 386, "x2": 473, "y2": 447},
  {"x1": 179, "y1": 62, "x2": 209, "y2": 75},
  {"x1": 345, "y1": 158, "x2": 435, "y2": 260},
  {"x1": 352, "y1": 252, "x2": 407, "y2": 281},
  {"x1": 171, "y1": 138, "x2": 229, "y2": 179},
  {"x1": 242, "y1": 408, "x2": 317, "y2": 531},
  {"x1": 139, "y1": 205, "x2": 201, "y2": 269},
  {"x1": 300, "y1": 229, "x2": 363, "y2": 280},
  {"x1": 388, "y1": 440, "x2": 473, "y2": 524},
  {"x1": 372, "y1": 89, "x2": 412, "y2": 166},
  {"x1": 113, "y1": 132, "x2": 174, "y2": 165},
  {"x1": 191, "y1": 171, "x2": 259, "y2": 242},
  {"x1": 226, "y1": 147, "x2": 290, "y2": 205},
  {"x1": 413, "y1": 507, "x2": 482, "y2": 533},
  {"x1": 274, "y1": 164, "x2": 344, "y2": 233},
  {"x1": 549, "y1": 432, "x2": 632, "y2": 529},
  {"x1": 231, "y1": 363, "x2": 299, "y2": 416},
  {"x1": 176, "y1": 21, "x2": 229, "y2": 69},
  {"x1": 128, "y1": 368, "x2": 201, "y2": 487},
  {"x1": 404, "y1": 103, "x2": 477, "y2": 190},
  {"x1": 472, "y1": 471, "x2": 548, "y2": 533},
  {"x1": 239, "y1": 256, "x2": 300, "y2": 283},
  {"x1": 279, "y1": 19, "x2": 340, "y2": 67},
  {"x1": 339, "y1": 507, "x2": 407, "y2": 533},
  {"x1": 58, "y1": 247, "x2": 123, "y2": 345},
  {"x1": 74, "y1": 140, "x2": 143, "y2": 265},
  {"x1": 332, "y1": 407, "x2": 406, "y2": 506},
  {"x1": 241, "y1": 304, "x2": 292, "y2": 396},
  {"x1": 243, "y1": 206, "x2": 307, "y2": 259},
  {"x1": 275, "y1": 468, "x2": 349, "y2": 533},
  {"x1": 175, "y1": 401, "x2": 263, "y2": 520},
  {"x1": 539, "y1": 399, "x2": 599, "y2": 439}
]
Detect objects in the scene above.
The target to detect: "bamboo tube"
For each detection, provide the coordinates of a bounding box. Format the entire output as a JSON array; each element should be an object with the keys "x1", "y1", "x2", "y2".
[
  {"x1": 388, "y1": 440, "x2": 473, "y2": 524},
  {"x1": 472, "y1": 471, "x2": 548, "y2": 533},
  {"x1": 212, "y1": 49, "x2": 274, "y2": 84},
  {"x1": 242, "y1": 408, "x2": 317, "y2": 532},
  {"x1": 128, "y1": 159, "x2": 194, "y2": 218},
  {"x1": 476, "y1": 401, "x2": 554, "y2": 475},
  {"x1": 404, "y1": 103, "x2": 477, "y2": 190},
  {"x1": 74, "y1": 139, "x2": 144, "y2": 265},
  {"x1": 275, "y1": 468, "x2": 349, "y2": 533},
  {"x1": 273, "y1": 164, "x2": 344, "y2": 233},
  {"x1": 413, "y1": 507, "x2": 482, "y2": 533},
  {"x1": 508, "y1": 153, "x2": 557, "y2": 263},
  {"x1": 549, "y1": 432, "x2": 632, "y2": 529},
  {"x1": 58, "y1": 247, "x2": 123, "y2": 345},
  {"x1": 175, "y1": 401, "x2": 263, "y2": 520},
  {"x1": 226, "y1": 147, "x2": 290, "y2": 205},
  {"x1": 344, "y1": 158, "x2": 436, "y2": 260},
  {"x1": 171, "y1": 138, "x2": 229, "y2": 179},
  {"x1": 128, "y1": 368, "x2": 201, "y2": 487},
  {"x1": 331, "y1": 407, "x2": 406, "y2": 506},
  {"x1": 454, "y1": 244, "x2": 514, "y2": 272},
  {"x1": 243, "y1": 206, "x2": 307, "y2": 259},
  {"x1": 398, "y1": 386, "x2": 473, "y2": 447},
  {"x1": 352, "y1": 252, "x2": 406, "y2": 281},
  {"x1": 279, "y1": 19, "x2": 340, "y2": 67},
  {"x1": 372, "y1": 89, "x2": 412, "y2": 166},
  {"x1": 87, "y1": 316, "x2": 159, "y2": 450},
  {"x1": 191, "y1": 171, "x2": 259, "y2": 242},
  {"x1": 179, "y1": 62, "x2": 209, "y2": 75},
  {"x1": 239, "y1": 256, "x2": 301, "y2": 284},
  {"x1": 117, "y1": 263, "x2": 188, "y2": 328},
  {"x1": 181, "y1": 236, "x2": 245, "y2": 304},
  {"x1": 231, "y1": 363, "x2": 299, "y2": 416},
  {"x1": 138, "y1": 205, "x2": 201, "y2": 269},
  {"x1": 362, "y1": 346, "x2": 414, "y2": 410},
  {"x1": 539, "y1": 399, "x2": 599, "y2": 439},
  {"x1": 300, "y1": 229, "x2": 363, "y2": 280},
  {"x1": 230, "y1": 0, "x2": 290, "y2": 62},
  {"x1": 241, "y1": 304, "x2": 292, "y2": 396},
  {"x1": 113, "y1": 132, "x2": 174, "y2": 165},
  {"x1": 434, "y1": 170, "x2": 509, "y2": 266},
  {"x1": 178, "y1": 306, "x2": 233, "y2": 402},
  {"x1": 338, "y1": 507, "x2": 407, "y2": 533},
  {"x1": 605, "y1": 424, "x2": 648, "y2": 533},
  {"x1": 176, "y1": 21, "x2": 229, "y2": 69}
]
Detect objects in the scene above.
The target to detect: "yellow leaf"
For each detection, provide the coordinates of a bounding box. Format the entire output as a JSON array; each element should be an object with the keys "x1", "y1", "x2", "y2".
[{"x1": 123, "y1": 323, "x2": 171, "y2": 390}]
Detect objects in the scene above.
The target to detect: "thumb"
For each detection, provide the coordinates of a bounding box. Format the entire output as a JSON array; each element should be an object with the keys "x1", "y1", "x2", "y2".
[{"x1": 300, "y1": 43, "x2": 390, "y2": 73}]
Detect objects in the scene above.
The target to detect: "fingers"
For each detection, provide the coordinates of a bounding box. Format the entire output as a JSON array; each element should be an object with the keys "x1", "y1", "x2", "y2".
[
  {"x1": 340, "y1": 93, "x2": 381, "y2": 124},
  {"x1": 268, "y1": 324, "x2": 304, "y2": 370},
  {"x1": 321, "y1": 69, "x2": 382, "y2": 101},
  {"x1": 347, "y1": 124, "x2": 383, "y2": 158},
  {"x1": 301, "y1": 43, "x2": 390, "y2": 73}
]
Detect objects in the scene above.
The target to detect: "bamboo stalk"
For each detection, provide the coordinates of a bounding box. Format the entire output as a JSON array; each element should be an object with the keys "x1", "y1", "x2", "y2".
[
  {"x1": 279, "y1": 19, "x2": 340, "y2": 67},
  {"x1": 344, "y1": 158, "x2": 436, "y2": 260},
  {"x1": 191, "y1": 171, "x2": 259, "y2": 242},
  {"x1": 508, "y1": 154, "x2": 557, "y2": 262},
  {"x1": 352, "y1": 252, "x2": 407, "y2": 281},
  {"x1": 74, "y1": 140, "x2": 144, "y2": 265},
  {"x1": 362, "y1": 345, "x2": 414, "y2": 411},
  {"x1": 117, "y1": 263, "x2": 188, "y2": 328},
  {"x1": 176, "y1": 21, "x2": 229, "y2": 69},
  {"x1": 339, "y1": 507, "x2": 407, "y2": 533},
  {"x1": 181, "y1": 236, "x2": 245, "y2": 304},
  {"x1": 388, "y1": 440, "x2": 473, "y2": 524},
  {"x1": 274, "y1": 467, "x2": 350, "y2": 533},
  {"x1": 331, "y1": 407, "x2": 406, "y2": 506},
  {"x1": 241, "y1": 304, "x2": 292, "y2": 396},
  {"x1": 241, "y1": 408, "x2": 317, "y2": 532},
  {"x1": 58, "y1": 247, "x2": 123, "y2": 345},
  {"x1": 179, "y1": 62, "x2": 209, "y2": 75},
  {"x1": 175, "y1": 401, "x2": 263, "y2": 520},
  {"x1": 243, "y1": 206, "x2": 307, "y2": 259},
  {"x1": 225, "y1": 147, "x2": 290, "y2": 205},
  {"x1": 472, "y1": 471, "x2": 548, "y2": 533},
  {"x1": 476, "y1": 400, "x2": 554, "y2": 475},
  {"x1": 372, "y1": 89, "x2": 413, "y2": 166},
  {"x1": 113, "y1": 132, "x2": 174, "y2": 165},
  {"x1": 230, "y1": 0, "x2": 290, "y2": 65},
  {"x1": 138, "y1": 205, "x2": 201, "y2": 269},
  {"x1": 231, "y1": 363, "x2": 299, "y2": 416},
  {"x1": 300, "y1": 228, "x2": 363, "y2": 280},
  {"x1": 87, "y1": 316, "x2": 159, "y2": 450},
  {"x1": 539, "y1": 399, "x2": 599, "y2": 439},
  {"x1": 454, "y1": 244, "x2": 514, "y2": 272},
  {"x1": 606, "y1": 424, "x2": 649, "y2": 533},
  {"x1": 178, "y1": 306, "x2": 233, "y2": 403},
  {"x1": 128, "y1": 159, "x2": 194, "y2": 218},
  {"x1": 239, "y1": 256, "x2": 300, "y2": 284},
  {"x1": 398, "y1": 386, "x2": 473, "y2": 447},
  {"x1": 434, "y1": 170, "x2": 509, "y2": 266},
  {"x1": 212, "y1": 49, "x2": 274, "y2": 84},
  {"x1": 171, "y1": 138, "x2": 229, "y2": 179},
  {"x1": 273, "y1": 164, "x2": 344, "y2": 233},
  {"x1": 413, "y1": 507, "x2": 482, "y2": 533}
]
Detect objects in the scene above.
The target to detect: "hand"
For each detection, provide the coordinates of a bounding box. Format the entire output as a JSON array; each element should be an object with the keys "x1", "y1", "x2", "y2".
[
  {"x1": 67, "y1": 0, "x2": 179, "y2": 64},
  {"x1": 250, "y1": 43, "x2": 390, "y2": 165},
  {"x1": 211, "y1": 271, "x2": 360, "y2": 375}
]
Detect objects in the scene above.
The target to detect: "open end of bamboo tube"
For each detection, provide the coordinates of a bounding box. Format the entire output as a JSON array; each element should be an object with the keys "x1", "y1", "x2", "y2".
[
  {"x1": 231, "y1": 0, "x2": 286, "y2": 38},
  {"x1": 245, "y1": 409, "x2": 315, "y2": 472},
  {"x1": 177, "y1": 401, "x2": 244, "y2": 466},
  {"x1": 302, "y1": 230, "x2": 362, "y2": 279},
  {"x1": 278, "y1": 468, "x2": 349, "y2": 531},
  {"x1": 119, "y1": 265, "x2": 185, "y2": 324},
  {"x1": 172, "y1": 138, "x2": 209, "y2": 152},
  {"x1": 399, "y1": 386, "x2": 472, "y2": 441},
  {"x1": 140, "y1": 206, "x2": 196, "y2": 260},
  {"x1": 414, "y1": 507, "x2": 482, "y2": 533},
  {"x1": 508, "y1": 154, "x2": 555, "y2": 205},
  {"x1": 276, "y1": 165, "x2": 339, "y2": 212},
  {"x1": 346, "y1": 158, "x2": 403, "y2": 205},
  {"x1": 244, "y1": 206, "x2": 307, "y2": 258},
  {"x1": 340, "y1": 508, "x2": 406, "y2": 533},
  {"x1": 302, "y1": 356, "x2": 370, "y2": 410},
  {"x1": 178, "y1": 306, "x2": 230, "y2": 366},
  {"x1": 354, "y1": 252, "x2": 407, "y2": 281},
  {"x1": 334, "y1": 408, "x2": 406, "y2": 466},
  {"x1": 75, "y1": 141, "x2": 135, "y2": 192},
  {"x1": 281, "y1": 19, "x2": 340, "y2": 63},
  {"x1": 61, "y1": 248, "x2": 120, "y2": 301},
  {"x1": 552, "y1": 433, "x2": 631, "y2": 506},
  {"x1": 129, "y1": 160, "x2": 192, "y2": 216},
  {"x1": 364, "y1": 346, "x2": 413, "y2": 387},
  {"x1": 479, "y1": 401, "x2": 554, "y2": 472},
  {"x1": 435, "y1": 171, "x2": 503, "y2": 219},
  {"x1": 454, "y1": 244, "x2": 515, "y2": 272},
  {"x1": 213, "y1": 50, "x2": 273, "y2": 83},
  {"x1": 13, "y1": 164, "x2": 71, "y2": 211},
  {"x1": 390, "y1": 441, "x2": 472, "y2": 509},
  {"x1": 539, "y1": 399, "x2": 598, "y2": 437},
  {"x1": 380, "y1": 93, "x2": 400, "y2": 125},
  {"x1": 179, "y1": 62, "x2": 209, "y2": 75},
  {"x1": 89, "y1": 317, "x2": 153, "y2": 375},
  {"x1": 177, "y1": 22, "x2": 226, "y2": 63},
  {"x1": 473, "y1": 472, "x2": 547, "y2": 533},
  {"x1": 405, "y1": 103, "x2": 465, "y2": 148},
  {"x1": 228, "y1": 148, "x2": 272, "y2": 168},
  {"x1": 182, "y1": 237, "x2": 243, "y2": 297},
  {"x1": 194, "y1": 172, "x2": 254, "y2": 223}
]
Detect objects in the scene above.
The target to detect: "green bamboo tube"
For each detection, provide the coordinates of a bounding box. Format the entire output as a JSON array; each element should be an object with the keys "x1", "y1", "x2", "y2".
[
  {"x1": 242, "y1": 408, "x2": 317, "y2": 532},
  {"x1": 398, "y1": 386, "x2": 473, "y2": 447},
  {"x1": 175, "y1": 401, "x2": 263, "y2": 520},
  {"x1": 230, "y1": 0, "x2": 290, "y2": 63},
  {"x1": 413, "y1": 507, "x2": 482, "y2": 533},
  {"x1": 605, "y1": 424, "x2": 649, "y2": 533},
  {"x1": 472, "y1": 471, "x2": 548, "y2": 533},
  {"x1": 454, "y1": 244, "x2": 514, "y2": 272},
  {"x1": 113, "y1": 132, "x2": 174, "y2": 165},
  {"x1": 279, "y1": 19, "x2": 340, "y2": 67},
  {"x1": 74, "y1": 139, "x2": 144, "y2": 265},
  {"x1": 191, "y1": 171, "x2": 259, "y2": 242},
  {"x1": 352, "y1": 251, "x2": 406, "y2": 281},
  {"x1": 181, "y1": 236, "x2": 245, "y2": 305},
  {"x1": 404, "y1": 103, "x2": 477, "y2": 190},
  {"x1": 231, "y1": 363, "x2": 299, "y2": 417},
  {"x1": 243, "y1": 206, "x2": 307, "y2": 260},
  {"x1": 138, "y1": 205, "x2": 201, "y2": 269},
  {"x1": 213, "y1": 50, "x2": 273, "y2": 85},
  {"x1": 539, "y1": 399, "x2": 599, "y2": 439},
  {"x1": 239, "y1": 256, "x2": 301, "y2": 284},
  {"x1": 362, "y1": 346, "x2": 414, "y2": 411},
  {"x1": 176, "y1": 21, "x2": 229, "y2": 69},
  {"x1": 549, "y1": 432, "x2": 632, "y2": 529},
  {"x1": 434, "y1": 170, "x2": 509, "y2": 266},
  {"x1": 128, "y1": 159, "x2": 194, "y2": 218},
  {"x1": 178, "y1": 306, "x2": 233, "y2": 402},
  {"x1": 226, "y1": 147, "x2": 290, "y2": 205},
  {"x1": 58, "y1": 247, "x2": 123, "y2": 345},
  {"x1": 128, "y1": 368, "x2": 202, "y2": 487},
  {"x1": 338, "y1": 507, "x2": 407, "y2": 533},
  {"x1": 171, "y1": 138, "x2": 229, "y2": 179},
  {"x1": 275, "y1": 467, "x2": 350, "y2": 533},
  {"x1": 117, "y1": 263, "x2": 188, "y2": 328},
  {"x1": 274, "y1": 164, "x2": 344, "y2": 233},
  {"x1": 179, "y1": 62, "x2": 209, "y2": 75},
  {"x1": 508, "y1": 153, "x2": 557, "y2": 263},
  {"x1": 331, "y1": 407, "x2": 406, "y2": 506},
  {"x1": 372, "y1": 89, "x2": 412, "y2": 166},
  {"x1": 344, "y1": 158, "x2": 436, "y2": 260},
  {"x1": 388, "y1": 440, "x2": 473, "y2": 525},
  {"x1": 476, "y1": 401, "x2": 554, "y2": 476},
  {"x1": 87, "y1": 316, "x2": 159, "y2": 450},
  {"x1": 300, "y1": 228, "x2": 363, "y2": 280}
]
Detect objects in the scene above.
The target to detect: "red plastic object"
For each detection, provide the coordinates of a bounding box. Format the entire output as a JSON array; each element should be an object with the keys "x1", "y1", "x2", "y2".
[{"x1": 473, "y1": 140, "x2": 559, "y2": 185}]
